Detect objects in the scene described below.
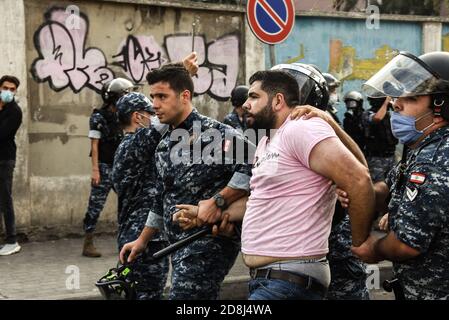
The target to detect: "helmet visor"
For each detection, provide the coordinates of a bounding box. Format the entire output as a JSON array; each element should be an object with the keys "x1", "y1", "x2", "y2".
[
  {"x1": 271, "y1": 63, "x2": 315, "y2": 104},
  {"x1": 363, "y1": 53, "x2": 447, "y2": 98}
]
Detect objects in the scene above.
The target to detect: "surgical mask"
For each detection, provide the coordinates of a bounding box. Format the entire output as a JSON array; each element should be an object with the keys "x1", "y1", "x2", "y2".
[
  {"x1": 0, "y1": 90, "x2": 14, "y2": 104},
  {"x1": 329, "y1": 93, "x2": 339, "y2": 105},
  {"x1": 136, "y1": 112, "x2": 151, "y2": 129},
  {"x1": 390, "y1": 111, "x2": 434, "y2": 145},
  {"x1": 346, "y1": 100, "x2": 358, "y2": 109},
  {"x1": 150, "y1": 115, "x2": 160, "y2": 126}
]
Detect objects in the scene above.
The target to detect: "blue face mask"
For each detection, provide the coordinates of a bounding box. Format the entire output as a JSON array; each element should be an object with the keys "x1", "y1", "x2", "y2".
[
  {"x1": 390, "y1": 111, "x2": 434, "y2": 145},
  {"x1": 0, "y1": 90, "x2": 14, "y2": 104}
]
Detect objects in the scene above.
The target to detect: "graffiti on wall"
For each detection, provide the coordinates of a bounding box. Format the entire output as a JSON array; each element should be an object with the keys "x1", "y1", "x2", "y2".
[
  {"x1": 328, "y1": 40, "x2": 398, "y2": 81},
  {"x1": 31, "y1": 8, "x2": 240, "y2": 101},
  {"x1": 31, "y1": 8, "x2": 114, "y2": 93},
  {"x1": 165, "y1": 34, "x2": 239, "y2": 101},
  {"x1": 112, "y1": 35, "x2": 166, "y2": 84}
]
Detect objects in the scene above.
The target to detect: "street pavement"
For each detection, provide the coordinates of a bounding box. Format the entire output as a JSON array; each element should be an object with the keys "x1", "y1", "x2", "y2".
[{"x1": 0, "y1": 234, "x2": 394, "y2": 300}]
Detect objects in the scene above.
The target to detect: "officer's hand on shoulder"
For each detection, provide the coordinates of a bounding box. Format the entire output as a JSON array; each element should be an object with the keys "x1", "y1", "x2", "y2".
[{"x1": 290, "y1": 105, "x2": 332, "y2": 123}]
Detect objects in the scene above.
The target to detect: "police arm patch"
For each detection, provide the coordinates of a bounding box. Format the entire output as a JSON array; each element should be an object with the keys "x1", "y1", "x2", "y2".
[
  {"x1": 410, "y1": 172, "x2": 426, "y2": 184},
  {"x1": 406, "y1": 186, "x2": 418, "y2": 201}
]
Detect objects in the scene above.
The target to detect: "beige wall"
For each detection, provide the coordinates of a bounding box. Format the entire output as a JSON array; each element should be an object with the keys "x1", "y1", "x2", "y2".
[{"x1": 0, "y1": 0, "x2": 31, "y2": 231}]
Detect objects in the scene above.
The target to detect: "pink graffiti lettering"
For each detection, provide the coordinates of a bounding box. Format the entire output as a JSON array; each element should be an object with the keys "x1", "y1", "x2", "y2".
[
  {"x1": 165, "y1": 34, "x2": 239, "y2": 101},
  {"x1": 31, "y1": 8, "x2": 114, "y2": 93},
  {"x1": 113, "y1": 35, "x2": 166, "y2": 84}
]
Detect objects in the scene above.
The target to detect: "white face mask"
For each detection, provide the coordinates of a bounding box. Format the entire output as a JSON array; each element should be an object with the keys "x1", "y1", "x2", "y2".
[
  {"x1": 136, "y1": 112, "x2": 152, "y2": 129},
  {"x1": 150, "y1": 115, "x2": 160, "y2": 126},
  {"x1": 329, "y1": 93, "x2": 339, "y2": 105}
]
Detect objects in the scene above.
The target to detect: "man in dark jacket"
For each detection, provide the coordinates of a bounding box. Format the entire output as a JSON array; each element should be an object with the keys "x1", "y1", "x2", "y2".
[{"x1": 0, "y1": 75, "x2": 22, "y2": 256}]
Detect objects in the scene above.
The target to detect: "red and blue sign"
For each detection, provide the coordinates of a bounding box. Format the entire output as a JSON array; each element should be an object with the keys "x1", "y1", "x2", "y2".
[{"x1": 247, "y1": 0, "x2": 295, "y2": 45}]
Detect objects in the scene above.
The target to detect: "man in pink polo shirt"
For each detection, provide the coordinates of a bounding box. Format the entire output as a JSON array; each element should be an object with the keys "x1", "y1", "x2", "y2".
[{"x1": 240, "y1": 70, "x2": 375, "y2": 300}]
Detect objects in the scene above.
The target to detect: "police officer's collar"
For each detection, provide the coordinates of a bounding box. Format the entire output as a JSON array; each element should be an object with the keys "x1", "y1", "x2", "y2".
[
  {"x1": 170, "y1": 108, "x2": 200, "y2": 131},
  {"x1": 416, "y1": 125, "x2": 449, "y2": 148}
]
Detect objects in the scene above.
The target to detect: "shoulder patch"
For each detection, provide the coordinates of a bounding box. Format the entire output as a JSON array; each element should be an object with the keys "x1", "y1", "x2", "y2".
[
  {"x1": 410, "y1": 172, "x2": 426, "y2": 185},
  {"x1": 406, "y1": 186, "x2": 418, "y2": 201}
]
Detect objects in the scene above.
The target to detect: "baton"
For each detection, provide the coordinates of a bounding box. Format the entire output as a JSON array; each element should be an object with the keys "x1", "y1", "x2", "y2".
[
  {"x1": 152, "y1": 227, "x2": 210, "y2": 259},
  {"x1": 191, "y1": 22, "x2": 196, "y2": 52}
]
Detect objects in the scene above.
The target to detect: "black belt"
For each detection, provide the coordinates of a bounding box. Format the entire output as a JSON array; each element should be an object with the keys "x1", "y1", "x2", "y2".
[{"x1": 250, "y1": 268, "x2": 327, "y2": 297}]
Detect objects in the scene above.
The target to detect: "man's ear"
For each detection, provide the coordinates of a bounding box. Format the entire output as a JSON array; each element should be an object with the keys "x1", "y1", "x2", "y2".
[
  {"x1": 180, "y1": 90, "x2": 192, "y2": 103},
  {"x1": 272, "y1": 93, "x2": 285, "y2": 112}
]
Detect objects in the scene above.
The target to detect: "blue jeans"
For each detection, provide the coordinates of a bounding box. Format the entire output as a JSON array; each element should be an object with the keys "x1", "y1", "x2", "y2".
[{"x1": 248, "y1": 278, "x2": 324, "y2": 300}]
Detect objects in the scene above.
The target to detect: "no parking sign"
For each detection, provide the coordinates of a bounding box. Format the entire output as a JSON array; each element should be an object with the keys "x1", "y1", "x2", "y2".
[{"x1": 247, "y1": 0, "x2": 295, "y2": 45}]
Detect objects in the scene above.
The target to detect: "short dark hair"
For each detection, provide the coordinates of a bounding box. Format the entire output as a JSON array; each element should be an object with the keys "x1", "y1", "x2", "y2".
[
  {"x1": 0, "y1": 75, "x2": 20, "y2": 89},
  {"x1": 118, "y1": 112, "x2": 133, "y2": 127},
  {"x1": 249, "y1": 70, "x2": 300, "y2": 107},
  {"x1": 146, "y1": 64, "x2": 194, "y2": 100}
]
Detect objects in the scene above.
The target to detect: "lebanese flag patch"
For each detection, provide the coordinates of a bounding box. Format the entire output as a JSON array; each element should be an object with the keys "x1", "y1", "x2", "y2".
[{"x1": 410, "y1": 173, "x2": 426, "y2": 184}]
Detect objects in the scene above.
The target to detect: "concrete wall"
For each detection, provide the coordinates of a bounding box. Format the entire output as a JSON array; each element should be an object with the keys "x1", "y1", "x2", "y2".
[
  {"x1": 1, "y1": 0, "x2": 257, "y2": 240},
  {"x1": 0, "y1": 0, "x2": 31, "y2": 233}
]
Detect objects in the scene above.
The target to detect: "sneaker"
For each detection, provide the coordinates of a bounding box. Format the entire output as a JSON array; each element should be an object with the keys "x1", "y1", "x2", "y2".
[{"x1": 0, "y1": 242, "x2": 21, "y2": 256}]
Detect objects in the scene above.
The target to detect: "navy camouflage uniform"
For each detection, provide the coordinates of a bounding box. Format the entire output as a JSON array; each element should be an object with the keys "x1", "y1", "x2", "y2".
[
  {"x1": 223, "y1": 110, "x2": 247, "y2": 131},
  {"x1": 385, "y1": 126, "x2": 449, "y2": 300},
  {"x1": 112, "y1": 127, "x2": 169, "y2": 300},
  {"x1": 363, "y1": 109, "x2": 397, "y2": 182},
  {"x1": 84, "y1": 108, "x2": 123, "y2": 233},
  {"x1": 146, "y1": 109, "x2": 252, "y2": 300},
  {"x1": 327, "y1": 214, "x2": 370, "y2": 300}
]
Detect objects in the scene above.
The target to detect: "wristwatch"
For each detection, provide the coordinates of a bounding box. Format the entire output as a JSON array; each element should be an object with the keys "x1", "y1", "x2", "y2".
[{"x1": 213, "y1": 193, "x2": 228, "y2": 210}]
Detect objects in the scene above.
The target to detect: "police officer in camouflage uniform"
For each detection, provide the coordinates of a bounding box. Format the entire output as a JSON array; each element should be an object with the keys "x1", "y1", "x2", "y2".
[
  {"x1": 223, "y1": 85, "x2": 249, "y2": 131},
  {"x1": 349, "y1": 51, "x2": 449, "y2": 299},
  {"x1": 112, "y1": 92, "x2": 169, "y2": 299},
  {"x1": 272, "y1": 63, "x2": 370, "y2": 300},
  {"x1": 363, "y1": 97, "x2": 398, "y2": 182},
  {"x1": 83, "y1": 78, "x2": 135, "y2": 257},
  {"x1": 120, "y1": 63, "x2": 252, "y2": 300},
  {"x1": 323, "y1": 72, "x2": 342, "y2": 125},
  {"x1": 343, "y1": 91, "x2": 366, "y2": 153}
]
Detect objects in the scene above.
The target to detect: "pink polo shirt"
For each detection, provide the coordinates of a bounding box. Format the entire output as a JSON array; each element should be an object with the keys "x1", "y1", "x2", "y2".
[{"x1": 241, "y1": 117, "x2": 338, "y2": 258}]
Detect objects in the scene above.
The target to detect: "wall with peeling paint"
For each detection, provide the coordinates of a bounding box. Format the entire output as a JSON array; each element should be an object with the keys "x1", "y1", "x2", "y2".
[
  {"x1": 0, "y1": 0, "x2": 258, "y2": 239},
  {"x1": 266, "y1": 16, "x2": 423, "y2": 120}
]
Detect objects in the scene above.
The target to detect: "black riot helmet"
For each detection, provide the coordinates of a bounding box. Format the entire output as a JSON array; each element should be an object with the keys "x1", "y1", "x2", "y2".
[
  {"x1": 101, "y1": 78, "x2": 136, "y2": 106},
  {"x1": 270, "y1": 63, "x2": 329, "y2": 110},
  {"x1": 323, "y1": 73, "x2": 340, "y2": 89},
  {"x1": 230, "y1": 85, "x2": 249, "y2": 108},
  {"x1": 344, "y1": 91, "x2": 364, "y2": 109},
  {"x1": 363, "y1": 51, "x2": 449, "y2": 120}
]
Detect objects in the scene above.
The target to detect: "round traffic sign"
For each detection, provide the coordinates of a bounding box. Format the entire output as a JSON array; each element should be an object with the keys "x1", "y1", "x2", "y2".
[{"x1": 247, "y1": 0, "x2": 295, "y2": 45}]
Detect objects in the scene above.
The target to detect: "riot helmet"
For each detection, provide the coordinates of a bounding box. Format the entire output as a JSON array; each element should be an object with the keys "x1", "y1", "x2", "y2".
[
  {"x1": 323, "y1": 73, "x2": 341, "y2": 89},
  {"x1": 230, "y1": 85, "x2": 249, "y2": 108},
  {"x1": 101, "y1": 78, "x2": 136, "y2": 106},
  {"x1": 344, "y1": 91, "x2": 364, "y2": 110},
  {"x1": 363, "y1": 51, "x2": 449, "y2": 120},
  {"x1": 271, "y1": 63, "x2": 329, "y2": 110}
]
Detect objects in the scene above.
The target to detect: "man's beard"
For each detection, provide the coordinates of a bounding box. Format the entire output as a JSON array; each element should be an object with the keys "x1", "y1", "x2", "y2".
[{"x1": 247, "y1": 102, "x2": 276, "y2": 130}]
